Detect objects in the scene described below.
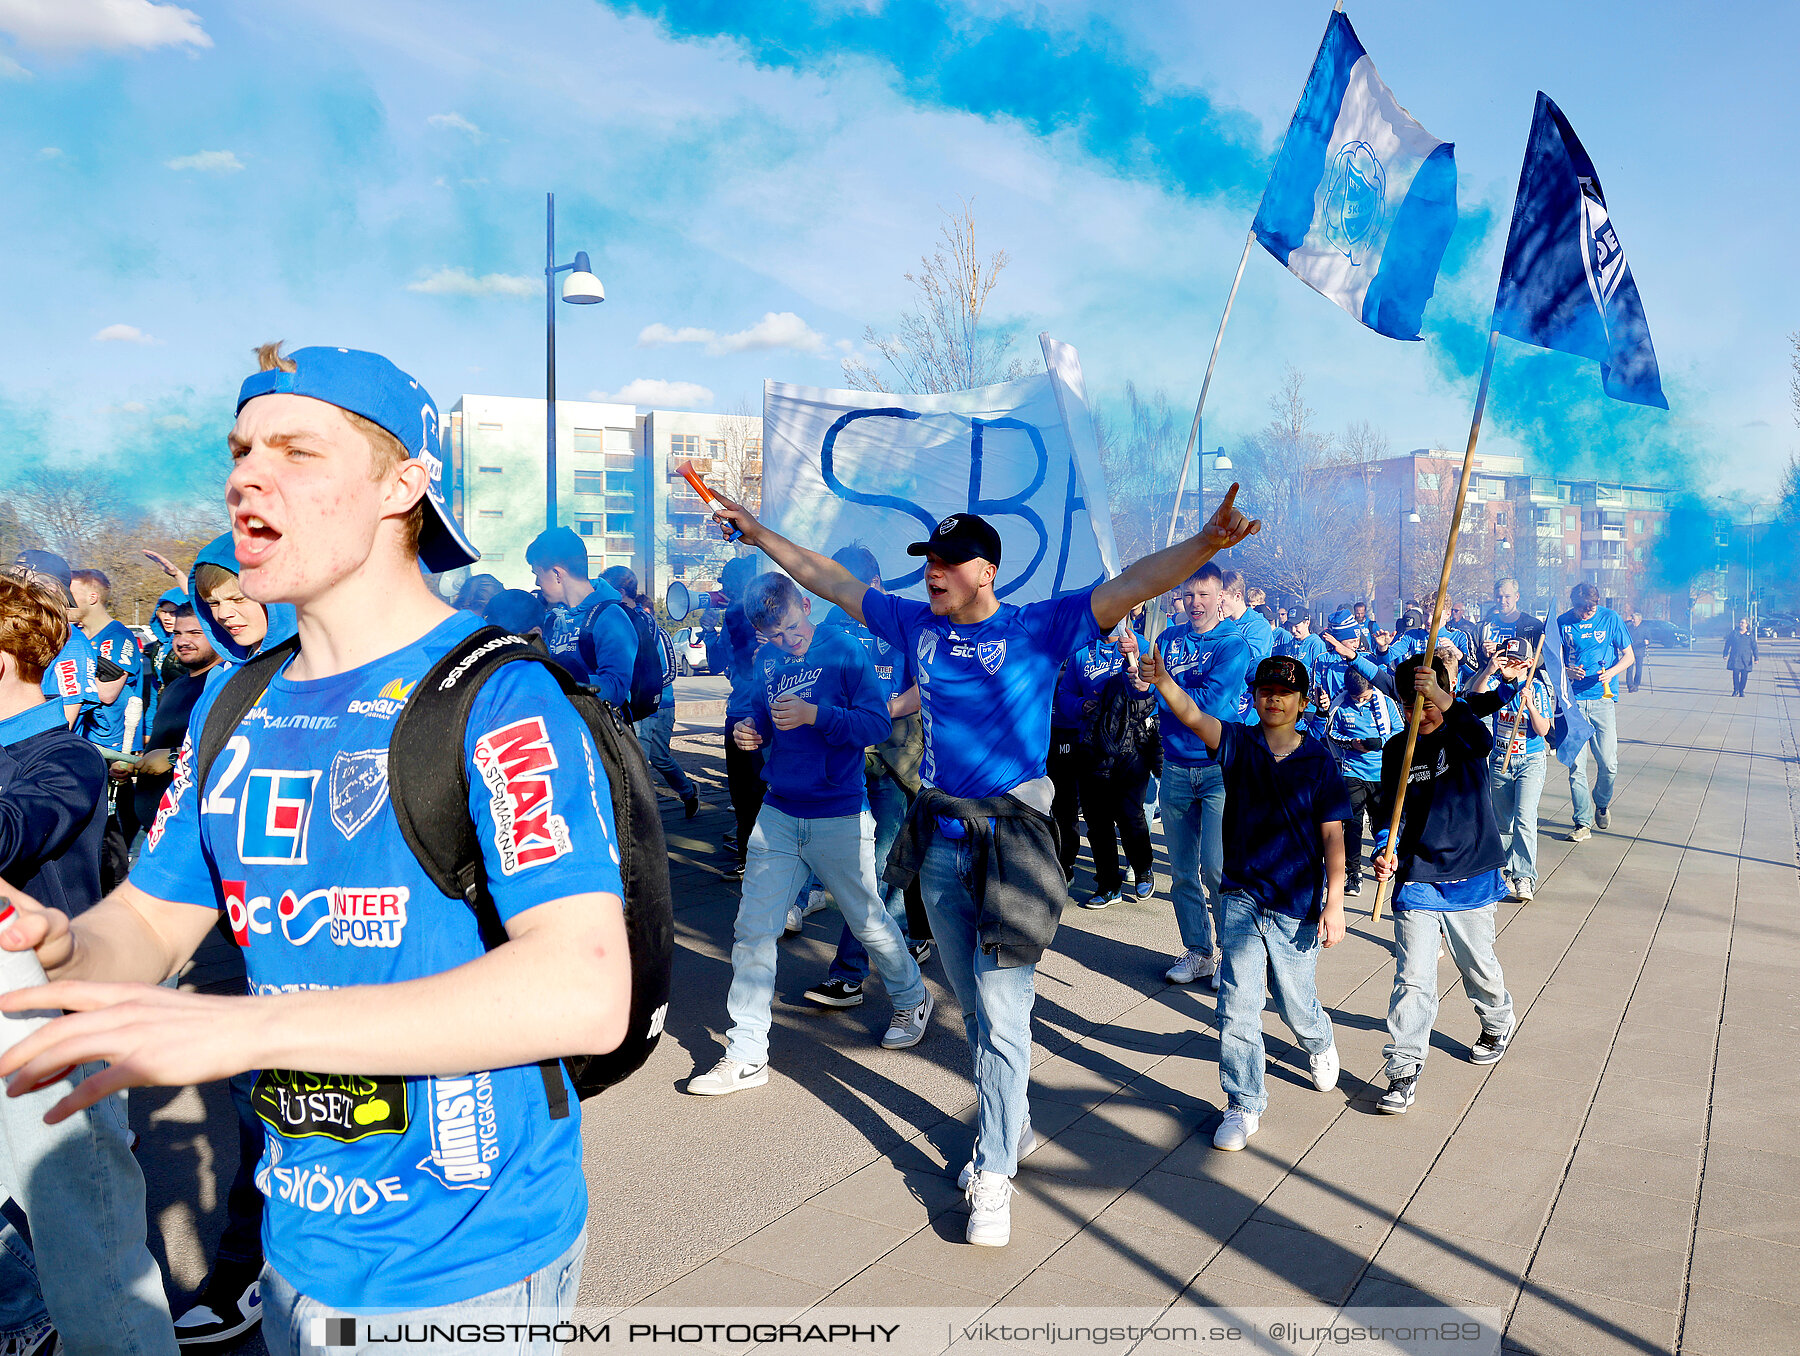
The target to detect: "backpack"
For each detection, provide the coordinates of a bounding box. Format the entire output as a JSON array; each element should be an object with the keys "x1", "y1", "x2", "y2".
[
  {"x1": 195, "y1": 628, "x2": 674, "y2": 1117},
  {"x1": 580, "y1": 599, "x2": 664, "y2": 722},
  {"x1": 1080, "y1": 671, "x2": 1161, "y2": 779}
]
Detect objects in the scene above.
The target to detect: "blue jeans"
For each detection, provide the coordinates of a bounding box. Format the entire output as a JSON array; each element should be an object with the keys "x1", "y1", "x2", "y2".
[
  {"x1": 828, "y1": 765, "x2": 913, "y2": 985},
  {"x1": 0, "y1": 1051, "x2": 177, "y2": 1355},
  {"x1": 634, "y1": 700, "x2": 697, "y2": 801},
  {"x1": 1159, "y1": 760, "x2": 1225, "y2": 952},
  {"x1": 262, "y1": 1230, "x2": 585, "y2": 1354},
  {"x1": 1490, "y1": 748, "x2": 1547, "y2": 884},
  {"x1": 1569, "y1": 697, "x2": 1618, "y2": 828},
  {"x1": 1384, "y1": 905, "x2": 1513, "y2": 1080},
  {"x1": 726, "y1": 805, "x2": 925, "y2": 1066},
  {"x1": 1217, "y1": 893, "x2": 1334, "y2": 1117},
  {"x1": 919, "y1": 838, "x2": 1037, "y2": 1177}
]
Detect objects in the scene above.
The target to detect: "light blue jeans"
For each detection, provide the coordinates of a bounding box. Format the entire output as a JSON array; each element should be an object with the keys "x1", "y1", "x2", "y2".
[
  {"x1": 828, "y1": 765, "x2": 913, "y2": 985},
  {"x1": 262, "y1": 1230, "x2": 585, "y2": 1355},
  {"x1": 1217, "y1": 892, "x2": 1334, "y2": 1117},
  {"x1": 1159, "y1": 761, "x2": 1226, "y2": 952},
  {"x1": 634, "y1": 699, "x2": 697, "y2": 801},
  {"x1": 1569, "y1": 697, "x2": 1618, "y2": 828},
  {"x1": 919, "y1": 837, "x2": 1037, "y2": 1177},
  {"x1": 726, "y1": 805, "x2": 925, "y2": 1066},
  {"x1": 0, "y1": 1053, "x2": 177, "y2": 1355},
  {"x1": 1490, "y1": 748, "x2": 1547, "y2": 884},
  {"x1": 1384, "y1": 905, "x2": 1513, "y2": 1080}
]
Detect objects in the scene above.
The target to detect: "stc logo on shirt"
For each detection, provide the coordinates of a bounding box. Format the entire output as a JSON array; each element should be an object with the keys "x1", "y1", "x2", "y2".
[
  {"x1": 237, "y1": 770, "x2": 321, "y2": 866},
  {"x1": 473, "y1": 716, "x2": 573, "y2": 876}
]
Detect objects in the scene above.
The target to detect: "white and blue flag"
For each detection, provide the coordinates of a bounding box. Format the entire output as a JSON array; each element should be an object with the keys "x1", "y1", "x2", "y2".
[
  {"x1": 1251, "y1": 11, "x2": 1457, "y2": 341},
  {"x1": 1492, "y1": 93, "x2": 1667, "y2": 409}
]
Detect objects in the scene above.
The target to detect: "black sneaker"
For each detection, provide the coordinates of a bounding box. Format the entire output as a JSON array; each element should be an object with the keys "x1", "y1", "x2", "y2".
[
  {"x1": 1344, "y1": 878, "x2": 1363, "y2": 897},
  {"x1": 174, "y1": 1257, "x2": 263, "y2": 1350},
  {"x1": 1470, "y1": 1021, "x2": 1514, "y2": 1065},
  {"x1": 909, "y1": 940, "x2": 933, "y2": 965},
  {"x1": 26, "y1": 1330, "x2": 61, "y2": 1356},
  {"x1": 1377, "y1": 1074, "x2": 1417, "y2": 1114},
  {"x1": 803, "y1": 979, "x2": 864, "y2": 1008},
  {"x1": 721, "y1": 861, "x2": 744, "y2": 881},
  {"x1": 683, "y1": 794, "x2": 700, "y2": 819},
  {"x1": 1082, "y1": 888, "x2": 1121, "y2": 910}
]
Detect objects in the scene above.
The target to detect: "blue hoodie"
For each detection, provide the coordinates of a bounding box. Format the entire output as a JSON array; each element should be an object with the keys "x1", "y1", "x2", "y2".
[
  {"x1": 752, "y1": 624, "x2": 891, "y2": 819},
  {"x1": 541, "y1": 577, "x2": 637, "y2": 708},
  {"x1": 188, "y1": 533, "x2": 299, "y2": 669}
]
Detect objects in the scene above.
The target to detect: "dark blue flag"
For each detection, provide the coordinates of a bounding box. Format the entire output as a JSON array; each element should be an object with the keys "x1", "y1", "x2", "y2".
[
  {"x1": 1493, "y1": 93, "x2": 1667, "y2": 409},
  {"x1": 1538, "y1": 632, "x2": 1596, "y2": 768}
]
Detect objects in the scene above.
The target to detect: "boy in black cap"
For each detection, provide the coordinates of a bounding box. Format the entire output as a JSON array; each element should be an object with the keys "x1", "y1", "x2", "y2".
[{"x1": 1141, "y1": 648, "x2": 1350, "y2": 1153}]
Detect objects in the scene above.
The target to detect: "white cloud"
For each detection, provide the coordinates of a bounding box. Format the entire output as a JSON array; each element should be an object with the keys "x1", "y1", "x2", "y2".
[
  {"x1": 38, "y1": 146, "x2": 60, "y2": 158},
  {"x1": 405, "y1": 266, "x2": 536, "y2": 299},
  {"x1": 165, "y1": 149, "x2": 243, "y2": 173},
  {"x1": 0, "y1": 0, "x2": 211, "y2": 52},
  {"x1": 0, "y1": 51, "x2": 29, "y2": 77},
  {"x1": 93, "y1": 323, "x2": 155, "y2": 343},
  {"x1": 590, "y1": 379, "x2": 715, "y2": 409},
  {"x1": 427, "y1": 112, "x2": 480, "y2": 135},
  {"x1": 635, "y1": 311, "x2": 829, "y2": 357}
]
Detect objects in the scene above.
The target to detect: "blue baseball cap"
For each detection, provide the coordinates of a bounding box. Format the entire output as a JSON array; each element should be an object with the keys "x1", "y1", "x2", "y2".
[{"x1": 236, "y1": 347, "x2": 479, "y2": 573}]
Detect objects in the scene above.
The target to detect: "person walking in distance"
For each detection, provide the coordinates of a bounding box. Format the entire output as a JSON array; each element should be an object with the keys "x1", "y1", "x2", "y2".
[
  {"x1": 526, "y1": 528, "x2": 640, "y2": 710},
  {"x1": 1557, "y1": 583, "x2": 1634, "y2": 841},
  {"x1": 689, "y1": 573, "x2": 932, "y2": 1095},
  {"x1": 1156, "y1": 565, "x2": 1254, "y2": 988},
  {"x1": 1142, "y1": 647, "x2": 1350, "y2": 1152},
  {"x1": 717, "y1": 557, "x2": 766, "y2": 880},
  {"x1": 1470, "y1": 639, "x2": 1555, "y2": 904},
  {"x1": 707, "y1": 489, "x2": 1257, "y2": 1246},
  {"x1": 0, "y1": 344, "x2": 630, "y2": 1352},
  {"x1": 604, "y1": 566, "x2": 701, "y2": 818},
  {"x1": 1071, "y1": 621, "x2": 1156, "y2": 909},
  {"x1": 1322, "y1": 665, "x2": 1401, "y2": 899},
  {"x1": 1723, "y1": 618, "x2": 1758, "y2": 698},
  {"x1": 1623, "y1": 607, "x2": 1650, "y2": 692}
]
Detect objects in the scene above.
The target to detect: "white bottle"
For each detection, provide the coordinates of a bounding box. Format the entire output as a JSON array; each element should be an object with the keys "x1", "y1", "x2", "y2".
[{"x1": 0, "y1": 902, "x2": 54, "y2": 1059}]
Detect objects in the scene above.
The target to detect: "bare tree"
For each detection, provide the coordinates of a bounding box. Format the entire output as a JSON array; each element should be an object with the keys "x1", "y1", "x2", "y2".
[
  {"x1": 1789, "y1": 330, "x2": 1799, "y2": 430},
  {"x1": 1098, "y1": 383, "x2": 1184, "y2": 565},
  {"x1": 14, "y1": 466, "x2": 133, "y2": 561},
  {"x1": 843, "y1": 199, "x2": 1024, "y2": 394},
  {"x1": 677, "y1": 401, "x2": 764, "y2": 585}
]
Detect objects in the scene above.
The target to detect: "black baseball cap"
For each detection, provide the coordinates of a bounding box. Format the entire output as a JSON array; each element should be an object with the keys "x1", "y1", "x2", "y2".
[
  {"x1": 1248, "y1": 655, "x2": 1310, "y2": 693},
  {"x1": 907, "y1": 513, "x2": 1002, "y2": 567}
]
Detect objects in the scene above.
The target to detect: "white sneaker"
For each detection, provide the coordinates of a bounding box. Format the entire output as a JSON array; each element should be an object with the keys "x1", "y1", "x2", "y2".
[
  {"x1": 1565, "y1": 825, "x2": 1592, "y2": 843},
  {"x1": 964, "y1": 1170, "x2": 1013, "y2": 1246},
  {"x1": 881, "y1": 990, "x2": 934, "y2": 1050},
  {"x1": 1204, "y1": 949, "x2": 1223, "y2": 992},
  {"x1": 1515, "y1": 877, "x2": 1535, "y2": 902},
  {"x1": 686, "y1": 1057, "x2": 769, "y2": 1096},
  {"x1": 958, "y1": 1121, "x2": 1038, "y2": 1190},
  {"x1": 1309, "y1": 1042, "x2": 1340, "y2": 1092},
  {"x1": 802, "y1": 886, "x2": 829, "y2": 916},
  {"x1": 1165, "y1": 947, "x2": 1216, "y2": 985},
  {"x1": 783, "y1": 905, "x2": 803, "y2": 936},
  {"x1": 1213, "y1": 1107, "x2": 1260, "y2": 1151}
]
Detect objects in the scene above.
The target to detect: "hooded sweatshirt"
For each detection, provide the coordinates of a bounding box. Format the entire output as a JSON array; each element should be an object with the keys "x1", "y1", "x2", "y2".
[{"x1": 188, "y1": 533, "x2": 299, "y2": 669}]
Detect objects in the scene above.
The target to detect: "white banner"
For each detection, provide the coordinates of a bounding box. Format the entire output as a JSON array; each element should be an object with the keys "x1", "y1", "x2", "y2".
[{"x1": 760, "y1": 335, "x2": 1115, "y2": 604}]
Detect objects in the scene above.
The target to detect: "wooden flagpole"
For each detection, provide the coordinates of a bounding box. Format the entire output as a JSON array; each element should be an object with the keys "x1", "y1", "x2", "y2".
[
  {"x1": 1501, "y1": 633, "x2": 1547, "y2": 774},
  {"x1": 1371, "y1": 327, "x2": 1500, "y2": 923}
]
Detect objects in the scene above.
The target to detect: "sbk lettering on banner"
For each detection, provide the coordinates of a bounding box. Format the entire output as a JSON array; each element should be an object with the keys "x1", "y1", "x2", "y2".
[
  {"x1": 473, "y1": 717, "x2": 572, "y2": 875},
  {"x1": 418, "y1": 1073, "x2": 502, "y2": 1190}
]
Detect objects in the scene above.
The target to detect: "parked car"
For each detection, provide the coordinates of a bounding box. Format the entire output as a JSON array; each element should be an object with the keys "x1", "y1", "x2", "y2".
[
  {"x1": 1635, "y1": 619, "x2": 1691, "y2": 649},
  {"x1": 1757, "y1": 614, "x2": 1800, "y2": 638},
  {"x1": 672, "y1": 626, "x2": 709, "y2": 676}
]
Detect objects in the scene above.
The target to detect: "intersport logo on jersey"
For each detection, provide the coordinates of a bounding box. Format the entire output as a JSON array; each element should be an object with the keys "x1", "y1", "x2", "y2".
[{"x1": 472, "y1": 716, "x2": 572, "y2": 876}]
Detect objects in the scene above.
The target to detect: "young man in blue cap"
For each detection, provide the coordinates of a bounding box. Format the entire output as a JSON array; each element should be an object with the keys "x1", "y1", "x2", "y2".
[
  {"x1": 1, "y1": 343, "x2": 630, "y2": 1349},
  {"x1": 690, "y1": 572, "x2": 931, "y2": 1094},
  {"x1": 527, "y1": 526, "x2": 639, "y2": 711},
  {"x1": 1142, "y1": 647, "x2": 1350, "y2": 1152},
  {"x1": 710, "y1": 487, "x2": 1257, "y2": 1246},
  {"x1": 1557, "y1": 581, "x2": 1634, "y2": 842}
]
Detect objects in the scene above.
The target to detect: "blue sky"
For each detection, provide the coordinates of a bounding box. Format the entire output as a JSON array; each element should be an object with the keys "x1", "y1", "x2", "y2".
[{"x1": 1, "y1": 0, "x2": 1794, "y2": 513}]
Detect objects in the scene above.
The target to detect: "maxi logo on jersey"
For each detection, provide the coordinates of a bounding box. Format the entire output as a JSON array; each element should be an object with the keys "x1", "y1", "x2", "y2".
[
  {"x1": 238, "y1": 770, "x2": 321, "y2": 865},
  {"x1": 472, "y1": 717, "x2": 572, "y2": 876},
  {"x1": 53, "y1": 659, "x2": 80, "y2": 699}
]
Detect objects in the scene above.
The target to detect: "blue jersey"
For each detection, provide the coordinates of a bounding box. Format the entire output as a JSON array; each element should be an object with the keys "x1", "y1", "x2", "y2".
[
  {"x1": 1070, "y1": 632, "x2": 1147, "y2": 704},
  {"x1": 1484, "y1": 672, "x2": 1556, "y2": 760},
  {"x1": 1557, "y1": 606, "x2": 1630, "y2": 700},
  {"x1": 1324, "y1": 689, "x2": 1402, "y2": 782},
  {"x1": 1229, "y1": 609, "x2": 1275, "y2": 662},
  {"x1": 753, "y1": 626, "x2": 892, "y2": 819},
  {"x1": 132, "y1": 611, "x2": 619, "y2": 1310},
  {"x1": 1478, "y1": 611, "x2": 1544, "y2": 661},
  {"x1": 543, "y1": 581, "x2": 638, "y2": 708},
  {"x1": 819, "y1": 606, "x2": 915, "y2": 707},
  {"x1": 1155, "y1": 622, "x2": 1254, "y2": 767},
  {"x1": 43, "y1": 629, "x2": 100, "y2": 728},
  {"x1": 87, "y1": 619, "x2": 144, "y2": 754},
  {"x1": 862, "y1": 587, "x2": 1101, "y2": 800}
]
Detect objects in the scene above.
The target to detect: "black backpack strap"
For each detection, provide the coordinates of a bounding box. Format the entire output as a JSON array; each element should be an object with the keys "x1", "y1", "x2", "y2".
[
  {"x1": 195, "y1": 637, "x2": 302, "y2": 796},
  {"x1": 388, "y1": 626, "x2": 590, "y2": 1119}
]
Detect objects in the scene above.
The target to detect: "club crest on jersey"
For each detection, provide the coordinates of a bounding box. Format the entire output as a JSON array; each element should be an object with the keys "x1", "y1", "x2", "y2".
[
  {"x1": 238, "y1": 770, "x2": 321, "y2": 866},
  {"x1": 473, "y1": 717, "x2": 572, "y2": 875},
  {"x1": 977, "y1": 640, "x2": 1007, "y2": 674},
  {"x1": 328, "y1": 749, "x2": 390, "y2": 840}
]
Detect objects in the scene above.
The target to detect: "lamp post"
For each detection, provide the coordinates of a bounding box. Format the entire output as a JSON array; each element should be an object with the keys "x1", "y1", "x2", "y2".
[
  {"x1": 1397, "y1": 507, "x2": 1420, "y2": 622},
  {"x1": 1198, "y1": 446, "x2": 1232, "y2": 530},
  {"x1": 544, "y1": 191, "x2": 605, "y2": 532}
]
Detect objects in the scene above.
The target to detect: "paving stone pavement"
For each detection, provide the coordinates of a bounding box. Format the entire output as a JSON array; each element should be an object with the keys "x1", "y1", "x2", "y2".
[{"x1": 140, "y1": 644, "x2": 1800, "y2": 1355}]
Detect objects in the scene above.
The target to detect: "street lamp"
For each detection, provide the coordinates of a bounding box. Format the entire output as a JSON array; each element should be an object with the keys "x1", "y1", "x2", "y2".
[
  {"x1": 1397, "y1": 508, "x2": 1420, "y2": 622},
  {"x1": 1199, "y1": 446, "x2": 1232, "y2": 530},
  {"x1": 544, "y1": 191, "x2": 605, "y2": 532}
]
